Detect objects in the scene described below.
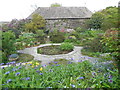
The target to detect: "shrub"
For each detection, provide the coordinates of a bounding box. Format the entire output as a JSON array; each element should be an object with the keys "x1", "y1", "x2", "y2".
[
  {"x1": 84, "y1": 35, "x2": 105, "y2": 53},
  {"x1": 49, "y1": 30, "x2": 65, "y2": 43},
  {"x1": 60, "y1": 43, "x2": 74, "y2": 51},
  {"x1": 2, "y1": 31, "x2": 16, "y2": 63},
  {"x1": 50, "y1": 34, "x2": 65, "y2": 43}
]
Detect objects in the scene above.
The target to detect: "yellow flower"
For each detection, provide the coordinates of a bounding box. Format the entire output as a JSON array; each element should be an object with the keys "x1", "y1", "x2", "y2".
[
  {"x1": 32, "y1": 66, "x2": 34, "y2": 68},
  {"x1": 40, "y1": 67, "x2": 43, "y2": 71},
  {"x1": 23, "y1": 63, "x2": 27, "y2": 65},
  {"x1": 36, "y1": 62, "x2": 39, "y2": 65},
  {"x1": 29, "y1": 62, "x2": 32, "y2": 64}
]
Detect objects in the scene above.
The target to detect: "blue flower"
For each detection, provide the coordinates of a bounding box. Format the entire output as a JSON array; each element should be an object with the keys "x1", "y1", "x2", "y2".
[
  {"x1": 54, "y1": 62, "x2": 58, "y2": 64},
  {"x1": 42, "y1": 64, "x2": 47, "y2": 67},
  {"x1": 26, "y1": 77, "x2": 30, "y2": 80},
  {"x1": 39, "y1": 73, "x2": 43, "y2": 75},
  {"x1": 36, "y1": 70, "x2": 40, "y2": 73},
  {"x1": 71, "y1": 84, "x2": 75, "y2": 88},
  {"x1": 0, "y1": 63, "x2": 4, "y2": 65},
  {"x1": 5, "y1": 71, "x2": 10, "y2": 75},
  {"x1": 49, "y1": 69, "x2": 53, "y2": 72},
  {"x1": 15, "y1": 72, "x2": 20, "y2": 76},
  {"x1": 56, "y1": 64, "x2": 60, "y2": 66},
  {"x1": 1, "y1": 67, "x2": 5, "y2": 69},
  {"x1": 12, "y1": 68, "x2": 17, "y2": 71},
  {"x1": 77, "y1": 77, "x2": 84, "y2": 80},
  {"x1": 18, "y1": 66, "x2": 22, "y2": 70},
  {"x1": 6, "y1": 79, "x2": 12, "y2": 83}
]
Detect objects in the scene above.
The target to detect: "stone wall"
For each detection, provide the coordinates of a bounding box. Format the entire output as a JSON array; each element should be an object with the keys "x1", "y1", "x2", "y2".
[{"x1": 45, "y1": 18, "x2": 88, "y2": 31}]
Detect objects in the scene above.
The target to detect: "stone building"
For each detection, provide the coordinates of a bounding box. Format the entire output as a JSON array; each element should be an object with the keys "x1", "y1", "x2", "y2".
[{"x1": 27, "y1": 7, "x2": 92, "y2": 31}]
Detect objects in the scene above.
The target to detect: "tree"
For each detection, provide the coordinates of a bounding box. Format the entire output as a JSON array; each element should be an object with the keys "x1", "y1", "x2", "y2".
[
  {"x1": 101, "y1": 7, "x2": 118, "y2": 30},
  {"x1": 87, "y1": 12, "x2": 104, "y2": 29},
  {"x1": 51, "y1": 3, "x2": 62, "y2": 7},
  {"x1": 25, "y1": 14, "x2": 46, "y2": 33},
  {"x1": 86, "y1": 6, "x2": 118, "y2": 30}
]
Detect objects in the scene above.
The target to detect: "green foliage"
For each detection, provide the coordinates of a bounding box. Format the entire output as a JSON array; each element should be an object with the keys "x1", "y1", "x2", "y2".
[
  {"x1": 51, "y1": 3, "x2": 62, "y2": 7},
  {"x1": 101, "y1": 28, "x2": 119, "y2": 57},
  {"x1": 25, "y1": 14, "x2": 46, "y2": 33},
  {"x1": 2, "y1": 31, "x2": 16, "y2": 63},
  {"x1": 60, "y1": 43, "x2": 74, "y2": 51},
  {"x1": 86, "y1": 12, "x2": 104, "y2": 29},
  {"x1": 75, "y1": 27, "x2": 86, "y2": 33},
  {"x1": 101, "y1": 7, "x2": 118, "y2": 30},
  {"x1": 49, "y1": 29, "x2": 65, "y2": 43},
  {"x1": 1, "y1": 60, "x2": 119, "y2": 88},
  {"x1": 16, "y1": 33, "x2": 37, "y2": 49},
  {"x1": 86, "y1": 6, "x2": 118, "y2": 30}
]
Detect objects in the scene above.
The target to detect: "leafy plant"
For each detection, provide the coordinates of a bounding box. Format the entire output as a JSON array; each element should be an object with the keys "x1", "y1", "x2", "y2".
[
  {"x1": 60, "y1": 43, "x2": 74, "y2": 51},
  {"x1": 2, "y1": 31, "x2": 16, "y2": 63},
  {"x1": 25, "y1": 14, "x2": 46, "y2": 33}
]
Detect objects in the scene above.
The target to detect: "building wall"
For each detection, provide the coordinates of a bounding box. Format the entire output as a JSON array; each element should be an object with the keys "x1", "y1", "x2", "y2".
[{"x1": 45, "y1": 18, "x2": 88, "y2": 31}]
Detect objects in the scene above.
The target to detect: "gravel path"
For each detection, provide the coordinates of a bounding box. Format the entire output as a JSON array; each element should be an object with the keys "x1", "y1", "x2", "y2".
[
  {"x1": 1, "y1": 43, "x2": 114, "y2": 68},
  {"x1": 17, "y1": 43, "x2": 99, "y2": 65}
]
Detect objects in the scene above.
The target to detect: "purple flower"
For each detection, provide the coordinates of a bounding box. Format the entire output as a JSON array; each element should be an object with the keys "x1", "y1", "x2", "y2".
[
  {"x1": 5, "y1": 71, "x2": 10, "y2": 75},
  {"x1": 39, "y1": 73, "x2": 43, "y2": 75},
  {"x1": 78, "y1": 60, "x2": 82, "y2": 62},
  {"x1": 36, "y1": 70, "x2": 40, "y2": 73},
  {"x1": 77, "y1": 77, "x2": 84, "y2": 80},
  {"x1": 2, "y1": 84, "x2": 5, "y2": 85},
  {"x1": 42, "y1": 64, "x2": 47, "y2": 67},
  {"x1": 108, "y1": 79, "x2": 113, "y2": 83},
  {"x1": 26, "y1": 77, "x2": 30, "y2": 80},
  {"x1": 92, "y1": 72, "x2": 96, "y2": 76},
  {"x1": 71, "y1": 58, "x2": 74, "y2": 60},
  {"x1": 6, "y1": 79, "x2": 12, "y2": 83},
  {"x1": 54, "y1": 62, "x2": 58, "y2": 64},
  {"x1": 15, "y1": 72, "x2": 20, "y2": 76},
  {"x1": 71, "y1": 84, "x2": 75, "y2": 88},
  {"x1": 108, "y1": 75, "x2": 112, "y2": 79},
  {"x1": 68, "y1": 61, "x2": 72, "y2": 64}
]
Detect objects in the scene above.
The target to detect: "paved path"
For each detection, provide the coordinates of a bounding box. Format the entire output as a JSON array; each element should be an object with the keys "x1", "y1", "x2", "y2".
[
  {"x1": 1, "y1": 43, "x2": 113, "y2": 68},
  {"x1": 17, "y1": 43, "x2": 99, "y2": 65}
]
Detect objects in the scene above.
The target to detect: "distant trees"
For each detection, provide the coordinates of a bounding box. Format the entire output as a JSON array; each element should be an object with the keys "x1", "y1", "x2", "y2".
[{"x1": 51, "y1": 3, "x2": 62, "y2": 7}]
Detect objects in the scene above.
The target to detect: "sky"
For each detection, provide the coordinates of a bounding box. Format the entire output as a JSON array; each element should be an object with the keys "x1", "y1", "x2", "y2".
[{"x1": 0, "y1": 0, "x2": 119, "y2": 22}]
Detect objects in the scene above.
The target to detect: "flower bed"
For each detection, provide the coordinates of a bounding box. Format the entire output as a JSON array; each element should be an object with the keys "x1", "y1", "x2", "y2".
[
  {"x1": 1, "y1": 60, "x2": 119, "y2": 88},
  {"x1": 37, "y1": 45, "x2": 73, "y2": 55}
]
